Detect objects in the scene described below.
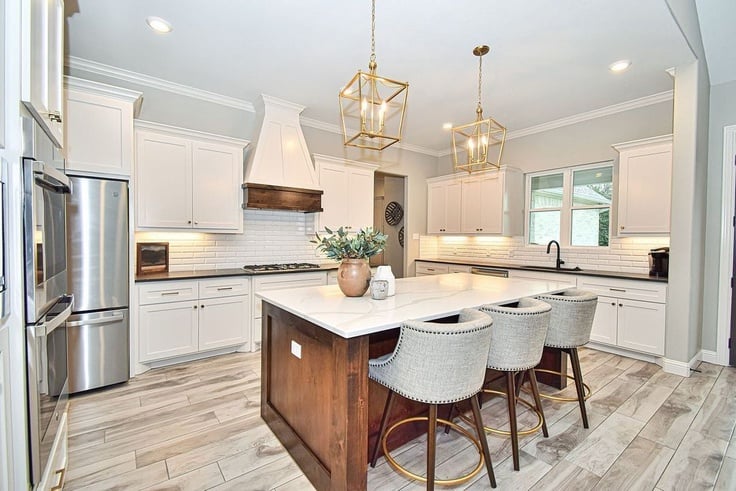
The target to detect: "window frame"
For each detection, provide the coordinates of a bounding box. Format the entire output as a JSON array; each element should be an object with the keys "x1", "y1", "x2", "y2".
[{"x1": 525, "y1": 161, "x2": 613, "y2": 248}]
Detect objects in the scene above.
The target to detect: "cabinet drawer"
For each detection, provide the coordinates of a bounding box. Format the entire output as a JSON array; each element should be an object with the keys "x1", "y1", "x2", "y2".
[
  {"x1": 577, "y1": 277, "x2": 667, "y2": 303},
  {"x1": 448, "y1": 265, "x2": 471, "y2": 274},
  {"x1": 415, "y1": 262, "x2": 449, "y2": 275},
  {"x1": 199, "y1": 277, "x2": 250, "y2": 299},
  {"x1": 138, "y1": 280, "x2": 198, "y2": 305}
]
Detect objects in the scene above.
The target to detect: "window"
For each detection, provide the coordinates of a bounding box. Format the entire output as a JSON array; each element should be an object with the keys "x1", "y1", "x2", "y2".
[{"x1": 527, "y1": 163, "x2": 612, "y2": 247}]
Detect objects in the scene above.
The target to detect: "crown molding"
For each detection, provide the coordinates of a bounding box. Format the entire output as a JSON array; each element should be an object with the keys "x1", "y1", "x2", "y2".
[
  {"x1": 134, "y1": 120, "x2": 250, "y2": 147},
  {"x1": 67, "y1": 56, "x2": 255, "y2": 112},
  {"x1": 612, "y1": 133, "x2": 673, "y2": 151}
]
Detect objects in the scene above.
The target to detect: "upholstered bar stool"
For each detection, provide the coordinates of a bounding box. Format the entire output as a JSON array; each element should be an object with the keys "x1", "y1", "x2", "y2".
[
  {"x1": 369, "y1": 308, "x2": 497, "y2": 490},
  {"x1": 533, "y1": 289, "x2": 598, "y2": 428},
  {"x1": 479, "y1": 297, "x2": 552, "y2": 471}
]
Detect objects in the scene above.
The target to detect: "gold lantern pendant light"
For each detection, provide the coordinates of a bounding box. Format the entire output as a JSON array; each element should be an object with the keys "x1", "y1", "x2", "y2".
[
  {"x1": 339, "y1": 0, "x2": 409, "y2": 151},
  {"x1": 452, "y1": 45, "x2": 506, "y2": 173}
]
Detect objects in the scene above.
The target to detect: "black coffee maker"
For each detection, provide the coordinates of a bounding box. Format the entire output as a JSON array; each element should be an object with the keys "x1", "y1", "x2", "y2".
[{"x1": 649, "y1": 247, "x2": 669, "y2": 277}]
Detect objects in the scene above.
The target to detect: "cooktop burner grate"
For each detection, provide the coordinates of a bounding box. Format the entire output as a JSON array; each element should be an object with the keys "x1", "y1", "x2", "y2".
[{"x1": 242, "y1": 262, "x2": 321, "y2": 272}]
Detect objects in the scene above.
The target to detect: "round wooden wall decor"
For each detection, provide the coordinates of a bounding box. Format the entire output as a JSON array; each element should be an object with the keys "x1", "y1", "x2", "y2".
[
  {"x1": 385, "y1": 201, "x2": 404, "y2": 226},
  {"x1": 398, "y1": 226, "x2": 405, "y2": 248}
]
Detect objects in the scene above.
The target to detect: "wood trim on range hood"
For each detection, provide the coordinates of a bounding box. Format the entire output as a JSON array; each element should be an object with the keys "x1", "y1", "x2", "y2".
[{"x1": 242, "y1": 183, "x2": 323, "y2": 213}]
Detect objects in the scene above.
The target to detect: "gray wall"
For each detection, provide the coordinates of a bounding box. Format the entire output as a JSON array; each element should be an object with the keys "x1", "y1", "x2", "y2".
[
  {"x1": 702, "y1": 80, "x2": 736, "y2": 351},
  {"x1": 437, "y1": 101, "x2": 674, "y2": 175}
]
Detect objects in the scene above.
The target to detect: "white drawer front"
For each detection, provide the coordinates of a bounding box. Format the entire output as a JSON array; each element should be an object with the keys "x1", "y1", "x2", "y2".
[
  {"x1": 577, "y1": 277, "x2": 667, "y2": 303},
  {"x1": 138, "y1": 280, "x2": 198, "y2": 305},
  {"x1": 199, "y1": 277, "x2": 250, "y2": 299},
  {"x1": 415, "y1": 262, "x2": 449, "y2": 275},
  {"x1": 448, "y1": 265, "x2": 471, "y2": 273},
  {"x1": 253, "y1": 272, "x2": 326, "y2": 318}
]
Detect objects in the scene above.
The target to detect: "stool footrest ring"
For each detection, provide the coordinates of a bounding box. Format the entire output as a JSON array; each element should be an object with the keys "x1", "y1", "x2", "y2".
[
  {"x1": 529, "y1": 369, "x2": 591, "y2": 402},
  {"x1": 459, "y1": 389, "x2": 544, "y2": 436},
  {"x1": 381, "y1": 416, "x2": 485, "y2": 486}
]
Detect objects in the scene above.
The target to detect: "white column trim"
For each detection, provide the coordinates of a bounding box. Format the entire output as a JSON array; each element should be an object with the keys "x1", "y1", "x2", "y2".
[{"x1": 716, "y1": 125, "x2": 736, "y2": 366}]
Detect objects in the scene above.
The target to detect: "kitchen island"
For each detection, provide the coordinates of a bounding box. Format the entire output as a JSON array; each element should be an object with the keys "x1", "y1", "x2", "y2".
[{"x1": 258, "y1": 273, "x2": 574, "y2": 490}]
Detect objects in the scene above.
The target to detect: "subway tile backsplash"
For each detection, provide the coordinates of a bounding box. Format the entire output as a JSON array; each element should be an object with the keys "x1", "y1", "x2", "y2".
[
  {"x1": 419, "y1": 235, "x2": 670, "y2": 275},
  {"x1": 135, "y1": 210, "x2": 324, "y2": 271}
]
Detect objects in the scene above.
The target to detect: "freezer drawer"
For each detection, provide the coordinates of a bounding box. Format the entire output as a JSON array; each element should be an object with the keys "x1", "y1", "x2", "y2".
[{"x1": 67, "y1": 309, "x2": 130, "y2": 393}]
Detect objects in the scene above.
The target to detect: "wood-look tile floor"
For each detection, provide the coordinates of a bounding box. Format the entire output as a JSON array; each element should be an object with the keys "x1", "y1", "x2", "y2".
[{"x1": 65, "y1": 348, "x2": 736, "y2": 491}]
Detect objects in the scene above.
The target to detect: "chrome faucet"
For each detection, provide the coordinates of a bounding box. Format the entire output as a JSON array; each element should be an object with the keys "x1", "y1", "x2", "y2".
[{"x1": 546, "y1": 240, "x2": 565, "y2": 269}]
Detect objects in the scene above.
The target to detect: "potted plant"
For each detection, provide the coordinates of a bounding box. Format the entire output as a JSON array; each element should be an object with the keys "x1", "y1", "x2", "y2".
[{"x1": 312, "y1": 226, "x2": 387, "y2": 297}]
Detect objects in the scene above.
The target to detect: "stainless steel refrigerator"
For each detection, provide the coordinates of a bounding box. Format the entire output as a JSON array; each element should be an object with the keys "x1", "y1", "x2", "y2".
[{"x1": 66, "y1": 176, "x2": 130, "y2": 393}]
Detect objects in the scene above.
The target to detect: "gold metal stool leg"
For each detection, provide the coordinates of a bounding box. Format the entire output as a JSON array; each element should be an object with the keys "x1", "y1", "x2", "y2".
[{"x1": 530, "y1": 369, "x2": 592, "y2": 402}]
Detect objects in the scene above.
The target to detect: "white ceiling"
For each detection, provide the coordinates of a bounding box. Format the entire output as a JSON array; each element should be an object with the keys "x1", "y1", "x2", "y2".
[
  {"x1": 64, "y1": 0, "x2": 695, "y2": 152},
  {"x1": 695, "y1": 0, "x2": 736, "y2": 86}
]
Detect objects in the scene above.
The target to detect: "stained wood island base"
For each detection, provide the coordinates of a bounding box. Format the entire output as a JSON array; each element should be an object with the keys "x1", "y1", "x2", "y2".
[{"x1": 258, "y1": 273, "x2": 574, "y2": 491}]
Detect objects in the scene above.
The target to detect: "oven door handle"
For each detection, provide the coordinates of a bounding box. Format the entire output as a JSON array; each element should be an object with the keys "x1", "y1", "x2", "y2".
[
  {"x1": 32, "y1": 297, "x2": 74, "y2": 338},
  {"x1": 66, "y1": 312, "x2": 124, "y2": 327},
  {"x1": 32, "y1": 161, "x2": 71, "y2": 194}
]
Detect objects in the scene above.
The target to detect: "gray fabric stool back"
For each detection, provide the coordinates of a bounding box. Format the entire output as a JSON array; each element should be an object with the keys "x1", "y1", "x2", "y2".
[
  {"x1": 369, "y1": 308, "x2": 497, "y2": 490},
  {"x1": 537, "y1": 288, "x2": 598, "y2": 348},
  {"x1": 534, "y1": 289, "x2": 598, "y2": 429},
  {"x1": 479, "y1": 297, "x2": 552, "y2": 471}
]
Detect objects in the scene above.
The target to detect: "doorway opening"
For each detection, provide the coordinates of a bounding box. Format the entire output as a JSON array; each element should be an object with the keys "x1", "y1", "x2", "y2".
[{"x1": 371, "y1": 172, "x2": 406, "y2": 278}]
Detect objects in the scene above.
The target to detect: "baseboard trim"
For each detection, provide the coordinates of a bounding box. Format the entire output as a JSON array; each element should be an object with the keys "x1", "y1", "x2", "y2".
[
  {"x1": 700, "y1": 349, "x2": 722, "y2": 365},
  {"x1": 586, "y1": 342, "x2": 659, "y2": 364},
  {"x1": 659, "y1": 351, "x2": 702, "y2": 377}
]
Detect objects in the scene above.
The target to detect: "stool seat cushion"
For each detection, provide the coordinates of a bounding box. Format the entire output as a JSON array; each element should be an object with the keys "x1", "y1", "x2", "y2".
[
  {"x1": 368, "y1": 309, "x2": 493, "y2": 404},
  {"x1": 481, "y1": 297, "x2": 551, "y2": 371},
  {"x1": 536, "y1": 289, "x2": 598, "y2": 348}
]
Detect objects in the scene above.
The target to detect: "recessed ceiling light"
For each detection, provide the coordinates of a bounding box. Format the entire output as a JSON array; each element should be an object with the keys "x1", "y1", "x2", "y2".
[
  {"x1": 442, "y1": 123, "x2": 453, "y2": 130},
  {"x1": 608, "y1": 59, "x2": 631, "y2": 73},
  {"x1": 146, "y1": 16, "x2": 173, "y2": 34}
]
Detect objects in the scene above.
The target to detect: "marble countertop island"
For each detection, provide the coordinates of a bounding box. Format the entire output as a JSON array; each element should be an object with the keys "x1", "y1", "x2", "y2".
[{"x1": 257, "y1": 272, "x2": 575, "y2": 338}]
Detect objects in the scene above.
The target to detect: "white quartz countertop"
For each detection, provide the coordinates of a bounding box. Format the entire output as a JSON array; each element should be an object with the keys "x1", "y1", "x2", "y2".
[{"x1": 256, "y1": 273, "x2": 575, "y2": 338}]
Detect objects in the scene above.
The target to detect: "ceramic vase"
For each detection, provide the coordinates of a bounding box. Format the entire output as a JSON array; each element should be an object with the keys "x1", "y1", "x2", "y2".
[{"x1": 337, "y1": 258, "x2": 371, "y2": 297}]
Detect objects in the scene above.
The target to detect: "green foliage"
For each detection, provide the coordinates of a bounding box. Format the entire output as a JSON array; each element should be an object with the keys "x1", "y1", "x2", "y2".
[{"x1": 311, "y1": 226, "x2": 387, "y2": 260}]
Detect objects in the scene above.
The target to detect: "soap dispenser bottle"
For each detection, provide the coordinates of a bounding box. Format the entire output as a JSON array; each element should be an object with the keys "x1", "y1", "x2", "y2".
[{"x1": 374, "y1": 266, "x2": 396, "y2": 296}]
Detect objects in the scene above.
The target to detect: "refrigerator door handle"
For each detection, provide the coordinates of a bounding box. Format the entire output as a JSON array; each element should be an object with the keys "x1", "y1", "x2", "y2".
[
  {"x1": 33, "y1": 296, "x2": 74, "y2": 337},
  {"x1": 67, "y1": 312, "x2": 125, "y2": 327}
]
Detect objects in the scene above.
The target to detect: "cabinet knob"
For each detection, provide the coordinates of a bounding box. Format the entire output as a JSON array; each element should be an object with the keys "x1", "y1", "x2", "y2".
[
  {"x1": 48, "y1": 112, "x2": 62, "y2": 123},
  {"x1": 619, "y1": 303, "x2": 623, "y2": 307},
  {"x1": 193, "y1": 305, "x2": 198, "y2": 309},
  {"x1": 611, "y1": 302, "x2": 616, "y2": 306},
  {"x1": 201, "y1": 305, "x2": 205, "y2": 309},
  {"x1": 620, "y1": 225, "x2": 625, "y2": 230},
  {"x1": 188, "y1": 220, "x2": 192, "y2": 224},
  {"x1": 194, "y1": 221, "x2": 198, "y2": 225}
]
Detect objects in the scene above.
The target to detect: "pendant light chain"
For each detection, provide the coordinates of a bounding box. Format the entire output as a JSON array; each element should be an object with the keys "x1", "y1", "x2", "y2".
[
  {"x1": 370, "y1": 0, "x2": 376, "y2": 66},
  {"x1": 476, "y1": 53, "x2": 484, "y2": 117}
]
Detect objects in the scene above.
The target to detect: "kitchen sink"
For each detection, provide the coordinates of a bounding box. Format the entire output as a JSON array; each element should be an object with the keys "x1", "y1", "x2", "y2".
[{"x1": 519, "y1": 265, "x2": 583, "y2": 272}]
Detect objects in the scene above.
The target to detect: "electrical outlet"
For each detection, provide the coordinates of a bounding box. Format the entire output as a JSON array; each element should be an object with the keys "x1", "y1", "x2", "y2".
[{"x1": 291, "y1": 340, "x2": 302, "y2": 359}]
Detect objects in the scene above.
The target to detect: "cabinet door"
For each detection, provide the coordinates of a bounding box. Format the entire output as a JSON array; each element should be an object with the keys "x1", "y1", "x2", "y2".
[
  {"x1": 136, "y1": 131, "x2": 193, "y2": 228},
  {"x1": 427, "y1": 182, "x2": 447, "y2": 233},
  {"x1": 618, "y1": 142, "x2": 672, "y2": 234},
  {"x1": 0, "y1": 328, "x2": 12, "y2": 491},
  {"x1": 22, "y1": 0, "x2": 64, "y2": 147},
  {"x1": 589, "y1": 296, "x2": 618, "y2": 345},
  {"x1": 318, "y1": 163, "x2": 349, "y2": 231},
  {"x1": 192, "y1": 142, "x2": 242, "y2": 231},
  {"x1": 479, "y1": 172, "x2": 504, "y2": 233},
  {"x1": 139, "y1": 301, "x2": 198, "y2": 362},
  {"x1": 347, "y1": 167, "x2": 374, "y2": 230},
  {"x1": 461, "y1": 178, "x2": 482, "y2": 233},
  {"x1": 617, "y1": 299, "x2": 665, "y2": 355},
  {"x1": 445, "y1": 181, "x2": 462, "y2": 234},
  {"x1": 199, "y1": 295, "x2": 250, "y2": 351},
  {"x1": 64, "y1": 90, "x2": 134, "y2": 175}
]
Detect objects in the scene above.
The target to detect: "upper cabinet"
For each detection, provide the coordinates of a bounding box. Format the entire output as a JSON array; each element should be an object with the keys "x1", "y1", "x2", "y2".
[
  {"x1": 427, "y1": 177, "x2": 462, "y2": 234},
  {"x1": 613, "y1": 135, "x2": 672, "y2": 235},
  {"x1": 64, "y1": 78, "x2": 142, "y2": 177},
  {"x1": 315, "y1": 154, "x2": 378, "y2": 232},
  {"x1": 135, "y1": 121, "x2": 249, "y2": 233},
  {"x1": 21, "y1": 0, "x2": 64, "y2": 147},
  {"x1": 427, "y1": 167, "x2": 522, "y2": 235}
]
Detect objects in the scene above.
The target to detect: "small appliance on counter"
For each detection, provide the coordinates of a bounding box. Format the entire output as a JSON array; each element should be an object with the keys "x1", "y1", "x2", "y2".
[
  {"x1": 648, "y1": 247, "x2": 669, "y2": 278},
  {"x1": 136, "y1": 242, "x2": 169, "y2": 275}
]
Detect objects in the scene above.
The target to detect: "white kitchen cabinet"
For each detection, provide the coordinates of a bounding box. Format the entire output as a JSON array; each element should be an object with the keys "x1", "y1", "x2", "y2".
[
  {"x1": 0, "y1": 327, "x2": 12, "y2": 491},
  {"x1": 138, "y1": 278, "x2": 250, "y2": 363},
  {"x1": 135, "y1": 121, "x2": 248, "y2": 233},
  {"x1": 63, "y1": 78, "x2": 142, "y2": 176},
  {"x1": 461, "y1": 168, "x2": 523, "y2": 235},
  {"x1": 21, "y1": 0, "x2": 64, "y2": 147},
  {"x1": 427, "y1": 178, "x2": 462, "y2": 234},
  {"x1": 252, "y1": 272, "x2": 326, "y2": 350},
  {"x1": 315, "y1": 154, "x2": 378, "y2": 232},
  {"x1": 415, "y1": 261, "x2": 450, "y2": 276},
  {"x1": 578, "y1": 276, "x2": 667, "y2": 356},
  {"x1": 613, "y1": 135, "x2": 672, "y2": 235}
]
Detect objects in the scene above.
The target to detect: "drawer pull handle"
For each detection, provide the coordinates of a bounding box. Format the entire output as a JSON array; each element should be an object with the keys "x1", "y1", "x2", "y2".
[
  {"x1": 217, "y1": 287, "x2": 233, "y2": 291},
  {"x1": 609, "y1": 288, "x2": 626, "y2": 292},
  {"x1": 161, "y1": 292, "x2": 180, "y2": 296}
]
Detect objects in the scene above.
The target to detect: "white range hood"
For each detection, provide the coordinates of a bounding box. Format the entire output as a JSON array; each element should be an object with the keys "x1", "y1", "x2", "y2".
[{"x1": 242, "y1": 95, "x2": 323, "y2": 212}]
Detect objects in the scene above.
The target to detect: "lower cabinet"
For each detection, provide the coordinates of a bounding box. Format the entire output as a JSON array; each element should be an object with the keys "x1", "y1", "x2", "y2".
[
  {"x1": 138, "y1": 278, "x2": 250, "y2": 363},
  {"x1": 578, "y1": 277, "x2": 667, "y2": 356},
  {"x1": 252, "y1": 272, "x2": 327, "y2": 351},
  {"x1": 415, "y1": 261, "x2": 450, "y2": 276}
]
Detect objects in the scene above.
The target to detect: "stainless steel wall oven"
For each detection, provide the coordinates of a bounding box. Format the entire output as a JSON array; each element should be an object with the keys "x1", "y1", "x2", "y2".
[{"x1": 22, "y1": 117, "x2": 73, "y2": 486}]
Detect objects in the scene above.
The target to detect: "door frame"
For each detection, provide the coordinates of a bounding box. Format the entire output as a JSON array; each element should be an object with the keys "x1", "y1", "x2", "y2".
[{"x1": 716, "y1": 125, "x2": 736, "y2": 365}]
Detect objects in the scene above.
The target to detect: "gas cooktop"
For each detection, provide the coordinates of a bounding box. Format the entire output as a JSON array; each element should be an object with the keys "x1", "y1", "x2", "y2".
[{"x1": 241, "y1": 263, "x2": 321, "y2": 272}]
